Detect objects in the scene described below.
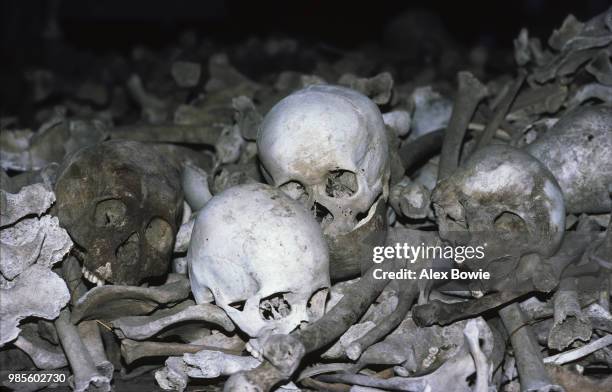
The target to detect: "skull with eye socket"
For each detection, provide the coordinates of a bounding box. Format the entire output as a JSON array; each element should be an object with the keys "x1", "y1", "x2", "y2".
[
  {"x1": 54, "y1": 140, "x2": 183, "y2": 285},
  {"x1": 257, "y1": 85, "x2": 390, "y2": 279}
]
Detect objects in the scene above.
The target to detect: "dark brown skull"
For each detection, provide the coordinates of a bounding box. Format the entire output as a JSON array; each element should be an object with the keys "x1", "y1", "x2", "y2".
[{"x1": 54, "y1": 140, "x2": 183, "y2": 285}]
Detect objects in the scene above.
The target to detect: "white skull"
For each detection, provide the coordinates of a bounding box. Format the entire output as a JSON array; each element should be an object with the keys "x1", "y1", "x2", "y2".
[
  {"x1": 432, "y1": 144, "x2": 565, "y2": 260},
  {"x1": 257, "y1": 85, "x2": 390, "y2": 236},
  {"x1": 187, "y1": 183, "x2": 330, "y2": 337}
]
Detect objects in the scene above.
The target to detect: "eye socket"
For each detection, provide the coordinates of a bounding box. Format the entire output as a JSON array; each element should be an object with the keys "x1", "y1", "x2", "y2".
[
  {"x1": 325, "y1": 170, "x2": 357, "y2": 198},
  {"x1": 279, "y1": 181, "x2": 308, "y2": 203},
  {"x1": 494, "y1": 211, "x2": 526, "y2": 232},
  {"x1": 145, "y1": 217, "x2": 173, "y2": 253},
  {"x1": 94, "y1": 199, "x2": 127, "y2": 227}
]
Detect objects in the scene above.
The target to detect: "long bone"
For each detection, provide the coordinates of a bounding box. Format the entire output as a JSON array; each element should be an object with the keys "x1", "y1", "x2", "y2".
[
  {"x1": 55, "y1": 309, "x2": 111, "y2": 392},
  {"x1": 437, "y1": 71, "x2": 488, "y2": 181},
  {"x1": 77, "y1": 321, "x2": 114, "y2": 379},
  {"x1": 120, "y1": 339, "x2": 242, "y2": 365},
  {"x1": 111, "y1": 301, "x2": 234, "y2": 340},
  {"x1": 498, "y1": 303, "x2": 563, "y2": 392}
]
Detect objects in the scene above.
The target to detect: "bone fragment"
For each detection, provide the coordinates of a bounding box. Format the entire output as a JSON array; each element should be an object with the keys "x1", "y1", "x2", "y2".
[{"x1": 1, "y1": 265, "x2": 69, "y2": 346}]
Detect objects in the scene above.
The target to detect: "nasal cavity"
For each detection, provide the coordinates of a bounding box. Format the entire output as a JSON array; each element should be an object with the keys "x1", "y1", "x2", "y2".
[{"x1": 259, "y1": 293, "x2": 292, "y2": 320}]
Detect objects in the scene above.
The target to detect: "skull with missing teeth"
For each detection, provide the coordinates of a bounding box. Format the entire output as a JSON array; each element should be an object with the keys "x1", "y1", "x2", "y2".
[
  {"x1": 432, "y1": 145, "x2": 565, "y2": 268},
  {"x1": 55, "y1": 141, "x2": 183, "y2": 286},
  {"x1": 257, "y1": 85, "x2": 390, "y2": 277},
  {"x1": 187, "y1": 183, "x2": 330, "y2": 338}
]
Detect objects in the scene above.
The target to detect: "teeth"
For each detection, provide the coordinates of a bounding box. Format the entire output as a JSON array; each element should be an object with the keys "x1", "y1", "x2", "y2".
[{"x1": 81, "y1": 266, "x2": 105, "y2": 286}]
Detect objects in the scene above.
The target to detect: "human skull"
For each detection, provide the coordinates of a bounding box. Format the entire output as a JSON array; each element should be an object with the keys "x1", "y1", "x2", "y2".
[
  {"x1": 432, "y1": 144, "x2": 565, "y2": 262},
  {"x1": 54, "y1": 141, "x2": 183, "y2": 285},
  {"x1": 526, "y1": 105, "x2": 612, "y2": 214},
  {"x1": 187, "y1": 183, "x2": 330, "y2": 337},
  {"x1": 257, "y1": 85, "x2": 389, "y2": 278}
]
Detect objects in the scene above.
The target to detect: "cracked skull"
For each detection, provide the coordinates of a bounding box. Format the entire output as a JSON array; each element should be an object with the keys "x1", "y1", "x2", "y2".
[
  {"x1": 432, "y1": 144, "x2": 565, "y2": 263},
  {"x1": 257, "y1": 85, "x2": 390, "y2": 278},
  {"x1": 187, "y1": 183, "x2": 330, "y2": 338},
  {"x1": 54, "y1": 140, "x2": 183, "y2": 285}
]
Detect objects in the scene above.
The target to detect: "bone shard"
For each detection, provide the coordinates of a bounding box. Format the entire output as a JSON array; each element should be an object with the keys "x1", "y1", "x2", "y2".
[
  {"x1": 1, "y1": 215, "x2": 72, "y2": 279},
  {"x1": 1, "y1": 264, "x2": 70, "y2": 346}
]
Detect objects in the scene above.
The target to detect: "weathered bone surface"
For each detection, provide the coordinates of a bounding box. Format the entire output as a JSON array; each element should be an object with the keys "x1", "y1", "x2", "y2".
[
  {"x1": 70, "y1": 274, "x2": 191, "y2": 323},
  {"x1": 526, "y1": 105, "x2": 612, "y2": 213},
  {"x1": 54, "y1": 140, "x2": 184, "y2": 285},
  {"x1": 257, "y1": 84, "x2": 390, "y2": 279},
  {"x1": 13, "y1": 324, "x2": 67, "y2": 369},
  {"x1": 112, "y1": 300, "x2": 234, "y2": 340},
  {"x1": 1, "y1": 265, "x2": 70, "y2": 346},
  {"x1": 188, "y1": 183, "x2": 330, "y2": 337},
  {"x1": 1, "y1": 215, "x2": 72, "y2": 279},
  {"x1": 432, "y1": 144, "x2": 565, "y2": 266},
  {"x1": 0, "y1": 183, "x2": 55, "y2": 228}
]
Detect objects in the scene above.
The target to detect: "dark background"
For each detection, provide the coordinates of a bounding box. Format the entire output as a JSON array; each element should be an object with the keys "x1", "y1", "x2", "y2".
[{"x1": 2, "y1": 0, "x2": 609, "y2": 59}]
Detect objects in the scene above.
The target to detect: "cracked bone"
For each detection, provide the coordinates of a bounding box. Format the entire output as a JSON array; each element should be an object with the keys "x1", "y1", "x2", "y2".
[
  {"x1": 1, "y1": 215, "x2": 72, "y2": 279},
  {"x1": 156, "y1": 350, "x2": 261, "y2": 391},
  {"x1": 70, "y1": 273, "x2": 191, "y2": 323},
  {"x1": 55, "y1": 309, "x2": 111, "y2": 392},
  {"x1": 77, "y1": 321, "x2": 114, "y2": 379},
  {"x1": 0, "y1": 264, "x2": 70, "y2": 346},
  {"x1": 112, "y1": 300, "x2": 234, "y2": 340},
  {"x1": 0, "y1": 183, "x2": 55, "y2": 227}
]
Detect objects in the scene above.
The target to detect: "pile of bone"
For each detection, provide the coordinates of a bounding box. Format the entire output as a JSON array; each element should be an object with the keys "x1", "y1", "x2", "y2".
[{"x1": 1, "y1": 7, "x2": 612, "y2": 392}]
